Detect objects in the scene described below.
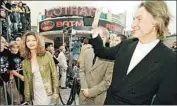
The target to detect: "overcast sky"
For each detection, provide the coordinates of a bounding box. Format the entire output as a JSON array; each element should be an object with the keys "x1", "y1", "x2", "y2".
[{"x1": 22, "y1": 1, "x2": 176, "y2": 34}]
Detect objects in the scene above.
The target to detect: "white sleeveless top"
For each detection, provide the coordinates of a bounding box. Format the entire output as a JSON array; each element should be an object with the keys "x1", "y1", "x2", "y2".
[{"x1": 32, "y1": 64, "x2": 51, "y2": 105}]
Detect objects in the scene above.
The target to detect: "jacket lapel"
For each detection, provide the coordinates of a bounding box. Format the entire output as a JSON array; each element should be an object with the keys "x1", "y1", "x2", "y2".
[
  {"x1": 37, "y1": 56, "x2": 45, "y2": 77},
  {"x1": 123, "y1": 39, "x2": 139, "y2": 76},
  {"x1": 126, "y1": 41, "x2": 163, "y2": 87},
  {"x1": 89, "y1": 58, "x2": 104, "y2": 72},
  {"x1": 25, "y1": 59, "x2": 32, "y2": 80}
]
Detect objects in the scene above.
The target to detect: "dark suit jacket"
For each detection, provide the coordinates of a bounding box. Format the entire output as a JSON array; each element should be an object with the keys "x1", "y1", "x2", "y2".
[{"x1": 90, "y1": 36, "x2": 177, "y2": 105}]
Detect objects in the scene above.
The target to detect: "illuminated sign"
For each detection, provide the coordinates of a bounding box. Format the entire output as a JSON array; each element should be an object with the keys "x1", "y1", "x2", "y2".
[
  {"x1": 41, "y1": 20, "x2": 55, "y2": 31},
  {"x1": 39, "y1": 17, "x2": 91, "y2": 32},
  {"x1": 39, "y1": 17, "x2": 123, "y2": 34}
]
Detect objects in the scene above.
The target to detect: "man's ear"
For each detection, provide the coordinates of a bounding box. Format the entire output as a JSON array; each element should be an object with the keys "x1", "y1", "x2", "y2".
[{"x1": 152, "y1": 18, "x2": 157, "y2": 31}]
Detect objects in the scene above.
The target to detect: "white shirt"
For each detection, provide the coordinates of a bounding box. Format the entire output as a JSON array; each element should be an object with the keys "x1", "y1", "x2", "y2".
[
  {"x1": 58, "y1": 52, "x2": 68, "y2": 70},
  {"x1": 127, "y1": 39, "x2": 160, "y2": 75}
]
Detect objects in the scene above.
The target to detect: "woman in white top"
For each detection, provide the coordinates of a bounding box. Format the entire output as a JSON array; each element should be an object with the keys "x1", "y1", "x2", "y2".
[{"x1": 20, "y1": 32, "x2": 59, "y2": 105}]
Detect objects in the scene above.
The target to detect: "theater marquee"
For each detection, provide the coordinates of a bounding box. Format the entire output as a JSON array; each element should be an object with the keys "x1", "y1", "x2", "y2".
[
  {"x1": 39, "y1": 17, "x2": 123, "y2": 34},
  {"x1": 39, "y1": 17, "x2": 91, "y2": 32}
]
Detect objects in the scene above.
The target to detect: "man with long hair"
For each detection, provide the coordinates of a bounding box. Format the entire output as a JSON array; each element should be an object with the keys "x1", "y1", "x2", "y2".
[{"x1": 90, "y1": 1, "x2": 176, "y2": 105}]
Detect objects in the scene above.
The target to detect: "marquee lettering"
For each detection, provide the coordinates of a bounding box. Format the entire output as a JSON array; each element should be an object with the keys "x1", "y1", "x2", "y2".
[
  {"x1": 56, "y1": 20, "x2": 84, "y2": 28},
  {"x1": 79, "y1": 7, "x2": 87, "y2": 16},
  {"x1": 70, "y1": 7, "x2": 79, "y2": 15},
  {"x1": 45, "y1": 7, "x2": 97, "y2": 18},
  {"x1": 53, "y1": 8, "x2": 62, "y2": 16}
]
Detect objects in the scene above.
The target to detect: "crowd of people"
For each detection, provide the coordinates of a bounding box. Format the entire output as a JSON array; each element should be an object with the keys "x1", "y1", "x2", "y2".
[
  {"x1": 0, "y1": 0, "x2": 31, "y2": 42},
  {"x1": 0, "y1": 0, "x2": 177, "y2": 105},
  {"x1": 0, "y1": 28, "x2": 127, "y2": 105}
]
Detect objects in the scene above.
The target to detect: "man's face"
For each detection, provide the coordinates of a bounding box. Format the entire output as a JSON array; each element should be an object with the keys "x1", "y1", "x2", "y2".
[{"x1": 131, "y1": 7, "x2": 156, "y2": 39}]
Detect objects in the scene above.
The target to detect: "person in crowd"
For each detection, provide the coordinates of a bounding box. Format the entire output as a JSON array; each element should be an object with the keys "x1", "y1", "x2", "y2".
[
  {"x1": 57, "y1": 46, "x2": 68, "y2": 89},
  {"x1": 20, "y1": 32, "x2": 59, "y2": 105},
  {"x1": 115, "y1": 34, "x2": 127, "y2": 44},
  {"x1": 22, "y1": 3, "x2": 30, "y2": 30},
  {"x1": 45, "y1": 43, "x2": 59, "y2": 65},
  {"x1": 79, "y1": 27, "x2": 114, "y2": 105},
  {"x1": 105, "y1": 37, "x2": 110, "y2": 47},
  {"x1": 78, "y1": 38, "x2": 92, "y2": 72},
  {"x1": 15, "y1": 2, "x2": 26, "y2": 31},
  {"x1": 90, "y1": 1, "x2": 177, "y2": 105},
  {"x1": 62, "y1": 42, "x2": 70, "y2": 62},
  {"x1": 45, "y1": 43, "x2": 53, "y2": 51},
  {"x1": 109, "y1": 35, "x2": 115, "y2": 47},
  {"x1": 0, "y1": 0, "x2": 4, "y2": 6},
  {"x1": 4, "y1": 0, "x2": 12, "y2": 35},
  {"x1": 15, "y1": 36, "x2": 22, "y2": 46},
  {"x1": 62, "y1": 42, "x2": 67, "y2": 48},
  {"x1": 45, "y1": 43, "x2": 60, "y2": 77},
  {"x1": 11, "y1": 3, "x2": 17, "y2": 12},
  {"x1": 65, "y1": 48, "x2": 74, "y2": 79},
  {"x1": 14, "y1": 2, "x2": 25, "y2": 13},
  {"x1": 110, "y1": 34, "x2": 127, "y2": 47},
  {"x1": 72, "y1": 40, "x2": 82, "y2": 61},
  {"x1": 23, "y1": 3, "x2": 30, "y2": 14},
  {"x1": 22, "y1": 3, "x2": 30, "y2": 15},
  {"x1": 8, "y1": 41, "x2": 25, "y2": 103},
  {"x1": 0, "y1": 36, "x2": 11, "y2": 105}
]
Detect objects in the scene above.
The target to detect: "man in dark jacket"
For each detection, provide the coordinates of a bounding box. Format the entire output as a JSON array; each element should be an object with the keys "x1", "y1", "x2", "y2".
[{"x1": 90, "y1": 1, "x2": 177, "y2": 105}]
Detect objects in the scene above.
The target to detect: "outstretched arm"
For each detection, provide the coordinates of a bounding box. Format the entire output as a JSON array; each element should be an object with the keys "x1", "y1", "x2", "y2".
[{"x1": 90, "y1": 35, "x2": 122, "y2": 60}]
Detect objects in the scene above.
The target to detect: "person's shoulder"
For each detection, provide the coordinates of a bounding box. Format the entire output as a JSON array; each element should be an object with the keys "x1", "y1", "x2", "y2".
[
  {"x1": 21, "y1": 58, "x2": 28, "y2": 66},
  {"x1": 83, "y1": 44, "x2": 92, "y2": 51},
  {"x1": 116, "y1": 38, "x2": 138, "y2": 49},
  {"x1": 4, "y1": 49, "x2": 11, "y2": 56},
  {"x1": 159, "y1": 42, "x2": 176, "y2": 57},
  {"x1": 122, "y1": 37, "x2": 138, "y2": 44},
  {"x1": 44, "y1": 51, "x2": 53, "y2": 58},
  {"x1": 157, "y1": 42, "x2": 176, "y2": 66},
  {"x1": 58, "y1": 52, "x2": 65, "y2": 57},
  {"x1": 84, "y1": 46, "x2": 93, "y2": 54},
  {"x1": 4, "y1": 49, "x2": 11, "y2": 53}
]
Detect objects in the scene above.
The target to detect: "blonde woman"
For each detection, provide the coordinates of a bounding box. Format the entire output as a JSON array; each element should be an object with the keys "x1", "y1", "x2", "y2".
[{"x1": 20, "y1": 32, "x2": 59, "y2": 105}]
